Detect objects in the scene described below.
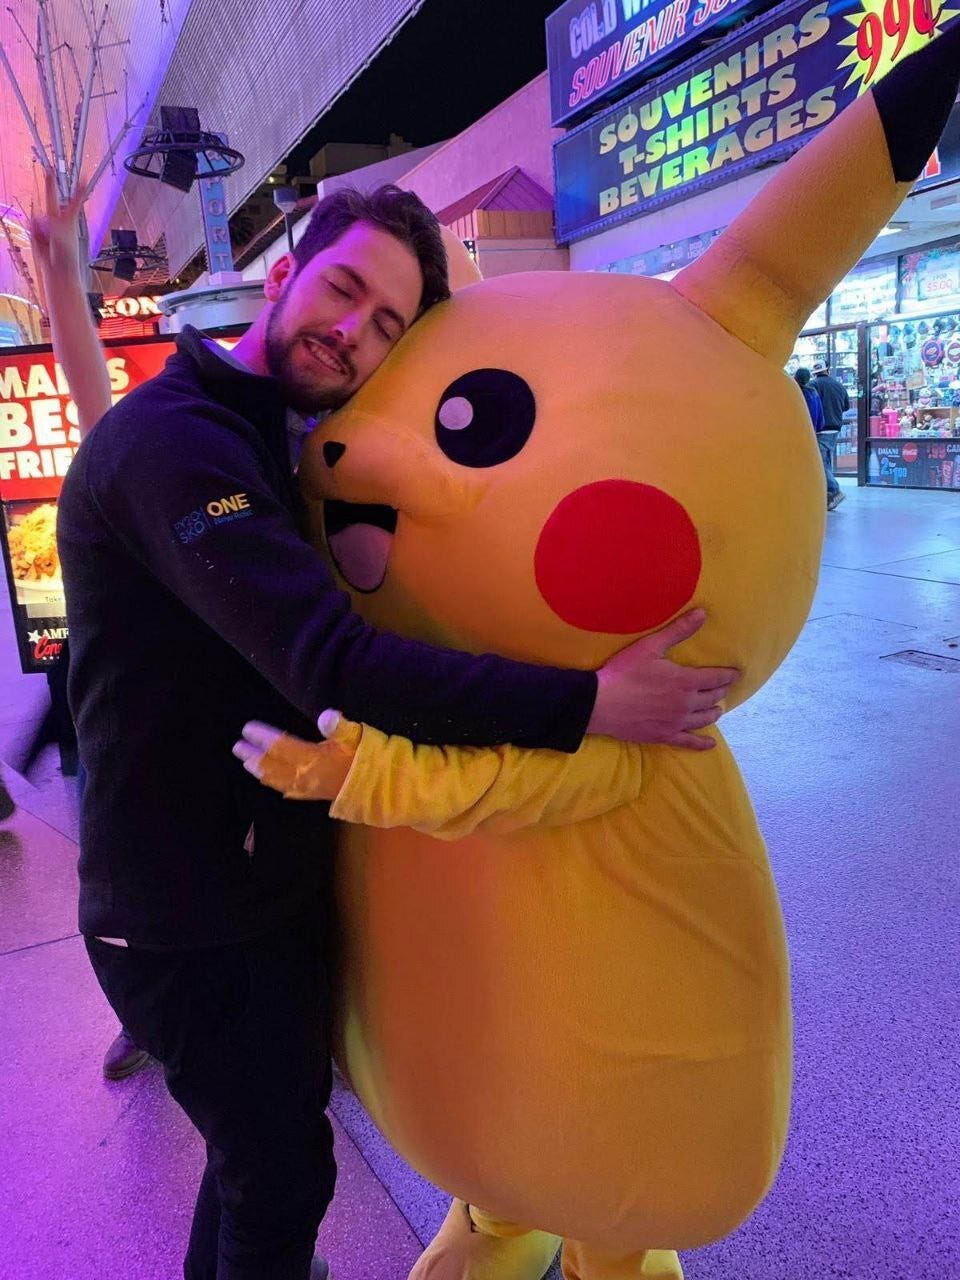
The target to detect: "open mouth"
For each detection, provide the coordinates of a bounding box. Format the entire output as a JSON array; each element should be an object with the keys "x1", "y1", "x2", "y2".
[
  {"x1": 324, "y1": 499, "x2": 398, "y2": 593},
  {"x1": 302, "y1": 336, "x2": 348, "y2": 379}
]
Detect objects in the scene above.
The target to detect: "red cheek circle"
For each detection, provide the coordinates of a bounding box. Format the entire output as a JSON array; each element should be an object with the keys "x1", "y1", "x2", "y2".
[{"x1": 534, "y1": 479, "x2": 702, "y2": 634}]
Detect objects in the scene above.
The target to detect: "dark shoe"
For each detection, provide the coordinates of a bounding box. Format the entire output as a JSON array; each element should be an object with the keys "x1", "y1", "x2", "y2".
[
  {"x1": 827, "y1": 489, "x2": 846, "y2": 511},
  {"x1": 102, "y1": 1028, "x2": 150, "y2": 1080},
  {"x1": 0, "y1": 781, "x2": 14, "y2": 823},
  {"x1": 310, "y1": 1257, "x2": 331, "y2": 1280}
]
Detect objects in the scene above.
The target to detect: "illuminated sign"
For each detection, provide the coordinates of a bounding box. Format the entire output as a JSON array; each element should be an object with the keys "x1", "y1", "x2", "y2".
[
  {"x1": 553, "y1": 1, "x2": 960, "y2": 242},
  {"x1": 0, "y1": 339, "x2": 175, "y2": 502},
  {"x1": 99, "y1": 295, "x2": 164, "y2": 320},
  {"x1": 199, "y1": 133, "x2": 235, "y2": 275},
  {"x1": 0, "y1": 336, "x2": 177, "y2": 672},
  {"x1": 546, "y1": 0, "x2": 771, "y2": 126},
  {"x1": 915, "y1": 93, "x2": 960, "y2": 192}
]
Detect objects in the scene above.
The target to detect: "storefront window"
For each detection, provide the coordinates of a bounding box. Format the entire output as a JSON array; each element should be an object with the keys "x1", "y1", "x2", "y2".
[
  {"x1": 866, "y1": 310, "x2": 960, "y2": 489},
  {"x1": 829, "y1": 261, "x2": 897, "y2": 325},
  {"x1": 899, "y1": 241, "x2": 960, "y2": 315},
  {"x1": 800, "y1": 303, "x2": 828, "y2": 331},
  {"x1": 599, "y1": 228, "x2": 724, "y2": 278}
]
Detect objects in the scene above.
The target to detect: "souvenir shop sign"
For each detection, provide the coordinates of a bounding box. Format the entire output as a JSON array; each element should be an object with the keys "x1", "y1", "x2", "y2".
[
  {"x1": 0, "y1": 337, "x2": 176, "y2": 672},
  {"x1": 554, "y1": 1, "x2": 960, "y2": 243},
  {"x1": 547, "y1": 0, "x2": 772, "y2": 127}
]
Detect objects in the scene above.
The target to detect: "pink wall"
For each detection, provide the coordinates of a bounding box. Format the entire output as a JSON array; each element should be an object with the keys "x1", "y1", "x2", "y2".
[{"x1": 400, "y1": 73, "x2": 561, "y2": 211}]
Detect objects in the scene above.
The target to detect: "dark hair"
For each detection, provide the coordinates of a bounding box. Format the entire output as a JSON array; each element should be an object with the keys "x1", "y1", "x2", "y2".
[
  {"x1": 794, "y1": 367, "x2": 811, "y2": 387},
  {"x1": 292, "y1": 184, "x2": 450, "y2": 314}
]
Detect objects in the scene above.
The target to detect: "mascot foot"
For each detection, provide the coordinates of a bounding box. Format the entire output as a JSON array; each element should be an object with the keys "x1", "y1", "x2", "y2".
[
  {"x1": 640, "y1": 1251, "x2": 683, "y2": 1279},
  {"x1": 561, "y1": 1241, "x2": 683, "y2": 1280},
  {"x1": 409, "y1": 1199, "x2": 561, "y2": 1280}
]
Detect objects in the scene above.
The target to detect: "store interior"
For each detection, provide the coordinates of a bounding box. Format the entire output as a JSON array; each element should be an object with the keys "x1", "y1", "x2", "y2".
[{"x1": 788, "y1": 235, "x2": 960, "y2": 489}]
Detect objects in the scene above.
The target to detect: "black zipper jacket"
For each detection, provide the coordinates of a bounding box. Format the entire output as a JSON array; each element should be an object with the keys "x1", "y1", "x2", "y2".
[{"x1": 57, "y1": 327, "x2": 595, "y2": 947}]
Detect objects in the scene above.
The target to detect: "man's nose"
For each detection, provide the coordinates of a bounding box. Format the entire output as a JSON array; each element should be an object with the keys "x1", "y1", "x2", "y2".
[
  {"x1": 332, "y1": 314, "x2": 361, "y2": 345},
  {"x1": 323, "y1": 441, "x2": 346, "y2": 468}
]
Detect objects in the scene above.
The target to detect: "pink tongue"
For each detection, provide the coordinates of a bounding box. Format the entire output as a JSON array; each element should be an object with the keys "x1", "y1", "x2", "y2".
[{"x1": 328, "y1": 524, "x2": 392, "y2": 592}]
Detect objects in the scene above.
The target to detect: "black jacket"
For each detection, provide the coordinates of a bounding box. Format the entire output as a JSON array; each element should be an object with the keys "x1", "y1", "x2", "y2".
[
  {"x1": 58, "y1": 328, "x2": 595, "y2": 947},
  {"x1": 812, "y1": 373, "x2": 850, "y2": 430}
]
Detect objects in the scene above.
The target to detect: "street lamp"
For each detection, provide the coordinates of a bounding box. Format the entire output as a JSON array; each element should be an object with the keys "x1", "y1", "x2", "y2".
[{"x1": 273, "y1": 186, "x2": 299, "y2": 253}]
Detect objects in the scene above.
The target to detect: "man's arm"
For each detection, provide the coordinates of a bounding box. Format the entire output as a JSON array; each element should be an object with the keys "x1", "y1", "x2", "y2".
[
  {"x1": 88, "y1": 403, "x2": 596, "y2": 749},
  {"x1": 30, "y1": 172, "x2": 112, "y2": 439},
  {"x1": 88, "y1": 405, "x2": 735, "y2": 751}
]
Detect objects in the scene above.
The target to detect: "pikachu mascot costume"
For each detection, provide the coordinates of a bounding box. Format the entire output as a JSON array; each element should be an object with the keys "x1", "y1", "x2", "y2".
[{"x1": 240, "y1": 26, "x2": 960, "y2": 1280}]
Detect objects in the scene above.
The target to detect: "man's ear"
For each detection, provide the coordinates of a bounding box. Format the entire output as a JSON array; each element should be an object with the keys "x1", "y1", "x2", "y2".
[{"x1": 265, "y1": 252, "x2": 296, "y2": 302}]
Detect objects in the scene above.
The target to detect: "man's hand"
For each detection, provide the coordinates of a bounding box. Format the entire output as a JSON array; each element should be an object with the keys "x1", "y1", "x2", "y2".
[
  {"x1": 28, "y1": 168, "x2": 84, "y2": 277},
  {"x1": 587, "y1": 609, "x2": 738, "y2": 750}
]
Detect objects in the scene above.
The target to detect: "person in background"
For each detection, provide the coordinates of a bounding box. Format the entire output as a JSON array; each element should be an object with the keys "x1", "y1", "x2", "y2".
[
  {"x1": 811, "y1": 358, "x2": 849, "y2": 510},
  {"x1": 29, "y1": 173, "x2": 149, "y2": 1082},
  {"x1": 796, "y1": 366, "x2": 842, "y2": 511}
]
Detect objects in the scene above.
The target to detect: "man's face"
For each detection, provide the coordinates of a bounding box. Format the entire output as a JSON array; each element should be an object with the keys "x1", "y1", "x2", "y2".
[{"x1": 265, "y1": 221, "x2": 424, "y2": 413}]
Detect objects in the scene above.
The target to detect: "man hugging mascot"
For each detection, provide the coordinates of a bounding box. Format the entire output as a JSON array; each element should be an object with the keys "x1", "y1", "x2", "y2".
[{"x1": 237, "y1": 22, "x2": 960, "y2": 1280}]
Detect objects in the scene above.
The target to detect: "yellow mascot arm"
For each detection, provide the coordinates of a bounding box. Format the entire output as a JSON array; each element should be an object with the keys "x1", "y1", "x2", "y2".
[
  {"x1": 253, "y1": 713, "x2": 644, "y2": 840},
  {"x1": 674, "y1": 20, "x2": 960, "y2": 367}
]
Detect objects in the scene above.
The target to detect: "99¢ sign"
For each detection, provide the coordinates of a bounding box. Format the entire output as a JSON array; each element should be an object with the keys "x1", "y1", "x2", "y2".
[{"x1": 844, "y1": 0, "x2": 957, "y2": 88}]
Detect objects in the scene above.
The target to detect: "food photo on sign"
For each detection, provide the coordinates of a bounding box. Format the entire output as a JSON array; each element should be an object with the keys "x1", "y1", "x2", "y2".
[
  {"x1": 0, "y1": 498, "x2": 67, "y2": 671},
  {"x1": 4, "y1": 500, "x2": 61, "y2": 606}
]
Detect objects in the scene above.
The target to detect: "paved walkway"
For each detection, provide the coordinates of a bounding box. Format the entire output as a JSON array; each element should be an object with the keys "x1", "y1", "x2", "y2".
[{"x1": 2, "y1": 479, "x2": 958, "y2": 1279}]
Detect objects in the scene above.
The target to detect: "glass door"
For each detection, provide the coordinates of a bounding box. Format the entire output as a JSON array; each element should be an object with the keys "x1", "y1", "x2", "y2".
[
  {"x1": 787, "y1": 325, "x2": 864, "y2": 477},
  {"x1": 829, "y1": 328, "x2": 860, "y2": 476}
]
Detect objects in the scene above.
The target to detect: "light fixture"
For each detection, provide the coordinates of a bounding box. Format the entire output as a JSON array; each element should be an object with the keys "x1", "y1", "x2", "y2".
[
  {"x1": 272, "y1": 186, "x2": 299, "y2": 214},
  {"x1": 90, "y1": 229, "x2": 165, "y2": 282},
  {"x1": 124, "y1": 106, "x2": 244, "y2": 193},
  {"x1": 273, "y1": 186, "x2": 300, "y2": 253}
]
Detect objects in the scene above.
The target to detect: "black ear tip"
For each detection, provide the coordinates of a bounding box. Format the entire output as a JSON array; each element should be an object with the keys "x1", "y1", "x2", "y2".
[{"x1": 873, "y1": 19, "x2": 960, "y2": 183}]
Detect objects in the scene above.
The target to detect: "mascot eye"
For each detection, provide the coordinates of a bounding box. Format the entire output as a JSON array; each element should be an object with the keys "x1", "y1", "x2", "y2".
[{"x1": 435, "y1": 369, "x2": 536, "y2": 468}]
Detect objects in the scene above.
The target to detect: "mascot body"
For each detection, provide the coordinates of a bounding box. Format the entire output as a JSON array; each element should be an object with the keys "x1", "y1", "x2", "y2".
[{"x1": 248, "y1": 26, "x2": 960, "y2": 1280}]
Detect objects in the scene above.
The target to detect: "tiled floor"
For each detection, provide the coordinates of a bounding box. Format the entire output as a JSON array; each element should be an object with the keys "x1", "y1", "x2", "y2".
[{"x1": 2, "y1": 479, "x2": 958, "y2": 1280}]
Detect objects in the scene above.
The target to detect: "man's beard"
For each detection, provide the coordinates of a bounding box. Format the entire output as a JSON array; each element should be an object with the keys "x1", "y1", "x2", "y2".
[{"x1": 265, "y1": 294, "x2": 354, "y2": 414}]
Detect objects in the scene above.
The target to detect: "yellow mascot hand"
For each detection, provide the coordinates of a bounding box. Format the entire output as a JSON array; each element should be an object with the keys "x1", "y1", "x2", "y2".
[{"x1": 233, "y1": 711, "x2": 362, "y2": 801}]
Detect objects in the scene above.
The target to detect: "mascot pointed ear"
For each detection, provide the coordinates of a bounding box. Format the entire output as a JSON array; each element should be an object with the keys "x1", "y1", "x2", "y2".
[
  {"x1": 440, "y1": 224, "x2": 483, "y2": 289},
  {"x1": 674, "y1": 19, "x2": 960, "y2": 367}
]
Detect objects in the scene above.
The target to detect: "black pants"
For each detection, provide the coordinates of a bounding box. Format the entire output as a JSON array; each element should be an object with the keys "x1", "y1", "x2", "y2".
[{"x1": 86, "y1": 910, "x2": 335, "y2": 1280}]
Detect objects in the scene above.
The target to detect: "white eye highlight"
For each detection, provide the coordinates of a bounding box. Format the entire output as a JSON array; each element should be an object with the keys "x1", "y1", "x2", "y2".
[{"x1": 437, "y1": 396, "x2": 474, "y2": 431}]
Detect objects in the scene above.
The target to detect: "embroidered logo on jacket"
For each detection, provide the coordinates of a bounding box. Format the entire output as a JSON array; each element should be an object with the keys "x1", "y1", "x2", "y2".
[{"x1": 174, "y1": 493, "x2": 253, "y2": 544}]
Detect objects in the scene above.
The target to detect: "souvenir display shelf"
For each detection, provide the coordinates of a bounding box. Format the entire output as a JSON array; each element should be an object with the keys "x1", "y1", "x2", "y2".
[{"x1": 866, "y1": 308, "x2": 960, "y2": 490}]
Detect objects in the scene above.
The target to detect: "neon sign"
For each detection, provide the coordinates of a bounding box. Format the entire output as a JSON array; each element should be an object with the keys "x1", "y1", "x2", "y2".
[
  {"x1": 99, "y1": 295, "x2": 164, "y2": 320},
  {"x1": 546, "y1": 0, "x2": 772, "y2": 126}
]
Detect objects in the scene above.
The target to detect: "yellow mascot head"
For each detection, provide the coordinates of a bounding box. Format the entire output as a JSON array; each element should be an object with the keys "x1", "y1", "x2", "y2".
[{"x1": 308, "y1": 270, "x2": 819, "y2": 708}]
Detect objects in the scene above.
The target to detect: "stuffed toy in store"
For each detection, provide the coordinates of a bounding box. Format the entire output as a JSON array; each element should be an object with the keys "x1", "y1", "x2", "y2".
[{"x1": 238, "y1": 24, "x2": 960, "y2": 1280}]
